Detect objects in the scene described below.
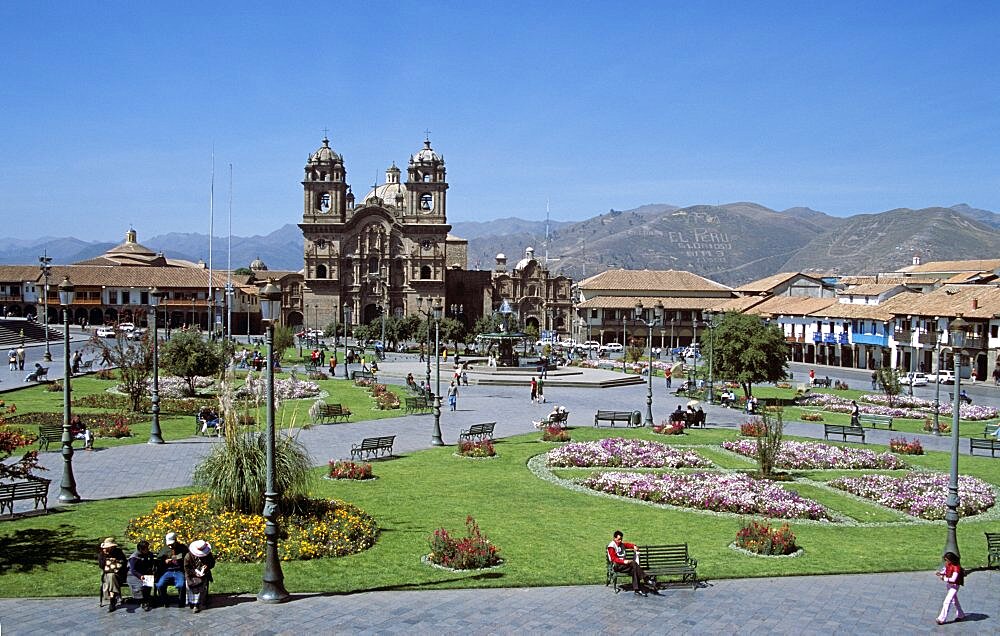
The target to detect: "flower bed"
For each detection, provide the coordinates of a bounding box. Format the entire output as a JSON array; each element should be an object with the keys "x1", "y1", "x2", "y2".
[
  {"x1": 327, "y1": 460, "x2": 373, "y2": 480},
  {"x1": 652, "y1": 420, "x2": 685, "y2": 435},
  {"x1": 125, "y1": 493, "x2": 378, "y2": 561},
  {"x1": 735, "y1": 519, "x2": 799, "y2": 555},
  {"x1": 740, "y1": 419, "x2": 766, "y2": 437},
  {"x1": 888, "y1": 437, "x2": 924, "y2": 455},
  {"x1": 581, "y1": 471, "x2": 830, "y2": 520},
  {"x1": 459, "y1": 439, "x2": 496, "y2": 458},
  {"x1": 546, "y1": 438, "x2": 710, "y2": 469},
  {"x1": 799, "y1": 392, "x2": 998, "y2": 421},
  {"x1": 427, "y1": 516, "x2": 502, "y2": 570},
  {"x1": 800, "y1": 412, "x2": 824, "y2": 422},
  {"x1": 721, "y1": 440, "x2": 906, "y2": 470},
  {"x1": 541, "y1": 425, "x2": 571, "y2": 442},
  {"x1": 829, "y1": 472, "x2": 996, "y2": 520}
]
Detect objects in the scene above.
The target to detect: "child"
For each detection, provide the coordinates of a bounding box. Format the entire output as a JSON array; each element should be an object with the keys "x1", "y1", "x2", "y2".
[{"x1": 936, "y1": 551, "x2": 967, "y2": 625}]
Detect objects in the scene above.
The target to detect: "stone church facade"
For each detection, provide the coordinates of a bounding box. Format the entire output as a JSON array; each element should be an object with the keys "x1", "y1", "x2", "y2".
[
  {"x1": 297, "y1": 135, "x2": 572, "y2": 339},
  {"x1": 299, "y1": 136, "x2": 468, "y2": 327}
]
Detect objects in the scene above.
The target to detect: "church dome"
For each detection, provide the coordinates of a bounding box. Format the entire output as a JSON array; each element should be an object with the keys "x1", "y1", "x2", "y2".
[
  {"x1": 250, "y1": 257, "x2": 268, "y2": 271},
  {"x1": 514, "y1": 247, "x2": 536, "y2": 271},
  {"x1": 309, "y1": 137, "x2": 342, "y2": 165}
]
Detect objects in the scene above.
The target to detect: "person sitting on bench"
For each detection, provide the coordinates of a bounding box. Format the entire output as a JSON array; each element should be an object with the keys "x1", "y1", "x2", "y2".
[
  {"x1": 607, "y1": 530, "x2": 655, "y2": 597},
  {"x1": 24, "y1": 362, "x2": 44, "y2": 382},
  {"x1": 70, "y1": 415, "x2": 94, "y2": 450},
  {"x1": 198, "y1": 407, "x2": 221, "y2": 435},
  {"x1": 670, "y1": 405, "x2": 686, "y2": 423}
]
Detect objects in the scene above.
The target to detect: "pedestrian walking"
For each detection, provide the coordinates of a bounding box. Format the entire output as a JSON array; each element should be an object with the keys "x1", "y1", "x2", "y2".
[
  {"x1": 537, "y1": 376, "x2": 545, "y2": 403},
  {"x1": 530, "y1": 376, "x2": 538, "y2": 403},
  {"x1": 871, "y1": 371, "x2": 878, "y2": 390},
  {"x1": 7, "y1": 350, "x2": 15, "y2": 371},
  {"x1": 16, "y1": 345, "x2": 25, "y2": 371},
  {"x1": 936, "y1": 551, "x2": 966, "y2": 625},
  {"x1": 447, "y1": 381, "x2": 458, "y2": 411}
]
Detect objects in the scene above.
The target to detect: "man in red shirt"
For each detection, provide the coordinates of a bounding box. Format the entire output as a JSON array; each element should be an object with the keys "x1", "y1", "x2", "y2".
[{"x1": 607, "y1": 530, "x2": 653, "y2": 596}]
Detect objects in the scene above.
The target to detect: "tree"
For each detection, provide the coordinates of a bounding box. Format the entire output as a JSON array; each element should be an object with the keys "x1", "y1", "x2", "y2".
[
  {"x1": 0, "y1": 401, "x2": 40, "y2": 480},
  {"x1": 472, "y1": 314, "x2": 502, "y2": 337},
  {"x1": 158, "y1": 331, "x2": 227, "y2": 395},
  {"x1": 703, "y1": 312, "x2": 788, "y2": 398},
  {"x1": 438, "y1": 317, "x2": 466, "y2": 353},
  {"x1": 85, "y1": 332, "x2": 153, "y2": 411},
  {"x1": 273, "y1": 325, "x2": 295, "y2": 361},
  {"x1": 876, "y1": 367, "x2": 901, "y2": 407}
]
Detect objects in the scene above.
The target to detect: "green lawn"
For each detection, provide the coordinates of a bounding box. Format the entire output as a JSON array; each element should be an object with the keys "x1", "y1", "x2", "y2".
[{"x1": 2, "y1": 424, "x2": 1000, "y2": 597}]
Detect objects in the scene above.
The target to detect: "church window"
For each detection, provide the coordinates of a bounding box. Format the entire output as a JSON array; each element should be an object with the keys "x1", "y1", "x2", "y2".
[
  {"x1": 368, "y1": 257, "x2": 379, "y2": 274},
  {"x1": 420, "y1": 193, "x2": 433, "y2": 210},
  {"x1": 528, "y1": 284, "x2": 537, "y2": 297},
  {"x1": 316, "y1": 264, "x2": 328, "y2": 279},
  {"x1": 420, "y1": 265, "x2": 432, "y2": 280},
  {"x1": 320, "y1": 193, "x2": 331, "y2": 212}
]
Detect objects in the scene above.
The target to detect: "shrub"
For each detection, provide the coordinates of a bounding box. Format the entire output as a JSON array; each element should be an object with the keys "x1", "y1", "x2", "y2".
[
  {"x1": 307, "y1": 370, "x2": 328, "y2": 381},
  {"x1": 328, "y1": 460, "x2": 373, "y2": 480},
  {"x1": 889, "y1": 437, "x2": 924, "y2": 455},
  {"x1": 754, "y1": 410, "x2": 784, "y2": 478},
  {"x1": 735, "y1": 519, "x2": 798, "y2": 555},
  {"x1": 541, "y1": 425, "x2": 570, "y2": 442},
  {"x1": 652, "y1": 420, "x2": 685, "y2": 435},
  {"x1": 428, "y1": 516, "x2": 502, "y2": 570},
  {"x1": 95, "y1": 368, "x2": 116, "y2": 380},
  {"x1": 800, "y1": 412, "x2": 824, "y2": 422},
  {"x1": 125, "y1": 493, "x2": 377, "y2": 562},
  {"x1": 44, "y1": 380, "x2": 62, "y2": 392},
  {"x1": 458, "y1": 439, "x2": 496, "y2": 457},
  {"x1": 740, "y1": 418, "x2": 766, "y2": 437},
  {"x1": 375, "y1": 390, "x2": 401, "y2": 410},
  {"x1": 834, "y1": 380, "x2": 850, "y2": 390},
  {"x1": 93, "y1": 415, "x2": 133, "y2": 438}
]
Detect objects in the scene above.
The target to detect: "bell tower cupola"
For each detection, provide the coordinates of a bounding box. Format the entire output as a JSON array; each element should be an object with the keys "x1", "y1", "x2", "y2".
[
  {"x1": 303, "y1": 136, "x2": 349, "y2": 222},
  {"x1": 406, "y1": 136, "x2": 448, "y2": 221}
]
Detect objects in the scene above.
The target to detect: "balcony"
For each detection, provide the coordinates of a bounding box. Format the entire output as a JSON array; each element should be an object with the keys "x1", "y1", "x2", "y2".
[
  {"x1": 965, "y1": 335, "x2": 986, "y2": 349},
  {"x1": 917, "y1": 332, "x2": 940, "y2": 346},
  {"x1": 852, "y1": 333, "x2": 889, "y2": 347},
  {"x1": 785, "y1": 336, "x2": 804, "y2": 343},
  {"x1": 894, "y1": 329, "x2": 913, "y2": 342}
]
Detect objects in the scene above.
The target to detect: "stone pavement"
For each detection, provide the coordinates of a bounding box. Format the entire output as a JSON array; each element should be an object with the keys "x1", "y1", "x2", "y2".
[{"x1": 3, "y1": 354, "x2": 1000, "y2": 633}]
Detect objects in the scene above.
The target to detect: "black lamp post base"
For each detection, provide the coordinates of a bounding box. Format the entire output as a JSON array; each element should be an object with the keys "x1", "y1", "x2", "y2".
[
  {"x1": 58, "y1": 492, "x2": 81, "y2": 503},
  {"x1": 257, "y1": 584, "x2": 291, "y2": 604}
]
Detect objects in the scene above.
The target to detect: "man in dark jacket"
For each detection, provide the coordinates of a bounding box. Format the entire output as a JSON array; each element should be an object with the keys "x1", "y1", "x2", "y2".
[{"x1": 155, "y1": 532, "x2": 188, "y2": 608}]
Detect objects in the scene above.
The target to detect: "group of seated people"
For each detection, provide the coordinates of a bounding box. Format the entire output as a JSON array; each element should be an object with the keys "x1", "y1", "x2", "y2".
[
  {"x1": 718, "y1": 389, "x2": 737, "y2": 408},
  {"x1": 69, "y1": 415, "x2": 94, "y2": 450},
  {"x1": 669, "y1": 404, "x2": 706, "y2": 428}
]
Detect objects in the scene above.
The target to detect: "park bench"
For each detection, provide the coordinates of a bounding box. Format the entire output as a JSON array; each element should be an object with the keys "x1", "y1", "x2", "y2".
[
  {"x1": 987, "y1": 532, "x2": 1000, "y2": 570},
  {"x1": 312, "y1": 402, "x2": 352, "y2": 424},
  {"x1": 403, "y1": 396, "x2": 431, "y2": 414},
  {"x1": 459, "y1": 422, "x2": 496, "y2": 442},
  {"x1": 538, "y1": 409, "x2": 570, "y2": 429},
  {"x1": 982, "y1": 422, "x2": 1000, "y2": 438},
  {"x1": 350, "y1": 435, "x2": 395, "y2": 461},
  {"x1": 37, "y1": 424, "x2": 65, "y2": 452},
  {"x1": 969, "y1": 437, "x2": 1000, "y2": 457},
  {"x1": 858, "y1": 414, "x2": 894, "y2": 430},
  {"x1": 0, "y1": 477, "x2": 51, "y2": 517},
  {"x1": 351, "y1": 370, "x2": 376, "y2": 382},
  {"x1": 823, "y1": 423, "x2": 865, "y2": 443},
  {"x1": 24, "y1": 366, "x2": 49, "y2": 382},
  {"x1": 594, "y1": 410, "x2": 641, "y2": 428},
  {"x1": 948, "y1": 392, "x2": 973, "y2": 405},
  {"x1": 606, "y1": 543, "x2": 698, "y2": 593},
  {"x1": 78, "y1": 359, "x2": 94, "y2": 373},
  {"x1": 811, "y1": 376, "x2": 832, "y2": 388}
]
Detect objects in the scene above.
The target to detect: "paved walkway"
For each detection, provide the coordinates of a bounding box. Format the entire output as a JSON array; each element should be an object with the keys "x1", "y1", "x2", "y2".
[{"x1": 3, "y1": 354, "x2": 1000, "y2": 633}]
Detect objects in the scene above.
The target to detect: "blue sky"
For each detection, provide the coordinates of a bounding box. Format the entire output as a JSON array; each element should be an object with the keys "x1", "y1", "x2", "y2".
[{"x1": 2, "y1": 1, "x2": 998, "y2": 241}]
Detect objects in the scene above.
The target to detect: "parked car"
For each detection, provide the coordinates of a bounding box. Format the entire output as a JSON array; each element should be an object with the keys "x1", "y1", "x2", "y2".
[
  {"x1": 600, "y1": 342, "x2": 624, "y2": 353},
  {"x1": 927, "y1": 370, "x2": 956, "y2": 385},
  {"x1": 583, "y1": 341, "x2": 602, "y2": 350},
  {"x1": 126, "y1": 327, "x2": 147, "y2": 340},
  {"x1": 117, "y1": 322, "x2": 135, "y2": 332},
  {"x1": 96, "y1": 326, "x2": 116, "y2": 338},
  {"x1": 900, "y1": 372, "x2": 928, "y2": 387}
]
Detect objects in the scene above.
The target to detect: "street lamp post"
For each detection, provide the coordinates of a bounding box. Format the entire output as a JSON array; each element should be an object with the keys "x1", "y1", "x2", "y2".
[
  {"x1": 706, "y1": 313, "x2": 716, "y2": 403},
  {"x1": 40, "y1": 254, "x2": 53, "y2": 362},
  {"x1": 57, "y1": 277, "x2": 80, "y2": 503},
  {"x1": 431, "y1": 298, "x2": 444, "y2": 446},
  {"x1": 944, "y1": 315, "x2": 967, "y2": 559},
  {"x1": 342, "y1": 305, "x2": 352, "y2": 380},
  {"x1": 257, "y1": 280, "x2": 290, "y2": 604},
  {"x1": 416, "y1": 297, "x2": 434, "y2": 391},
  {"x1": 634, "y1": 301, "x2": 664, "y2": 427},
  {"x1": 933, "y1": 332, "x2": 943, "y2": 436},
  {"x1": 148, "y1": 287, "x2": 165, "y2": 444}
]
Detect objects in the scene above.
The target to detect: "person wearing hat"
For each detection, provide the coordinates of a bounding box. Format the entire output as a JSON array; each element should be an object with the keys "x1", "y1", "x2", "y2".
[
  {"x1": 98, "y1": 537, "x2": 128, "y2": 612},
  {"x1": 155, "y1": 532, "x2": 188, "y2": 608},
  {"x1": 127, "y1": 540, "x2": 157, "y2": 611},
  {"x1": 184, "y1": 539, "x2": 216, "y2": 613}
]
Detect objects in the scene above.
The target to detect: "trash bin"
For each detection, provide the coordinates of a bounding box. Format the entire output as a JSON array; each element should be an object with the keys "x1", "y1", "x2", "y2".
[{"x1": 630, "y1": 411, "x2": 642, "y2": 427}]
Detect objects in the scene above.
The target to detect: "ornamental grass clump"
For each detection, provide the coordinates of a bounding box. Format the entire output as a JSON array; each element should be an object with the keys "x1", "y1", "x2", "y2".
[
  {"x1": 458, "y1": 439, "x2": 496, "y2": 457},
  {"x1": 328, "y1": 460, "x2": 373, "y2": 480},
  {"x1": 735, "y1": 519, "x2": 798, "y2": 555},
  {"x1": 754, "y1": 410, "x2": 784, "y2": 478},
  {"x1": 889, "y1": 437, "x2": 924, "y2": 455},
  {"x1": 427, "y1": 516, "x2": 502, "y2": 570}
]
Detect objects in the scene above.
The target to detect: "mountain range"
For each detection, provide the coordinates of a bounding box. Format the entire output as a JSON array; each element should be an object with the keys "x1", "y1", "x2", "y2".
[{"x1": 4, "y1": 203, "x2": 999, "y2": 286}]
